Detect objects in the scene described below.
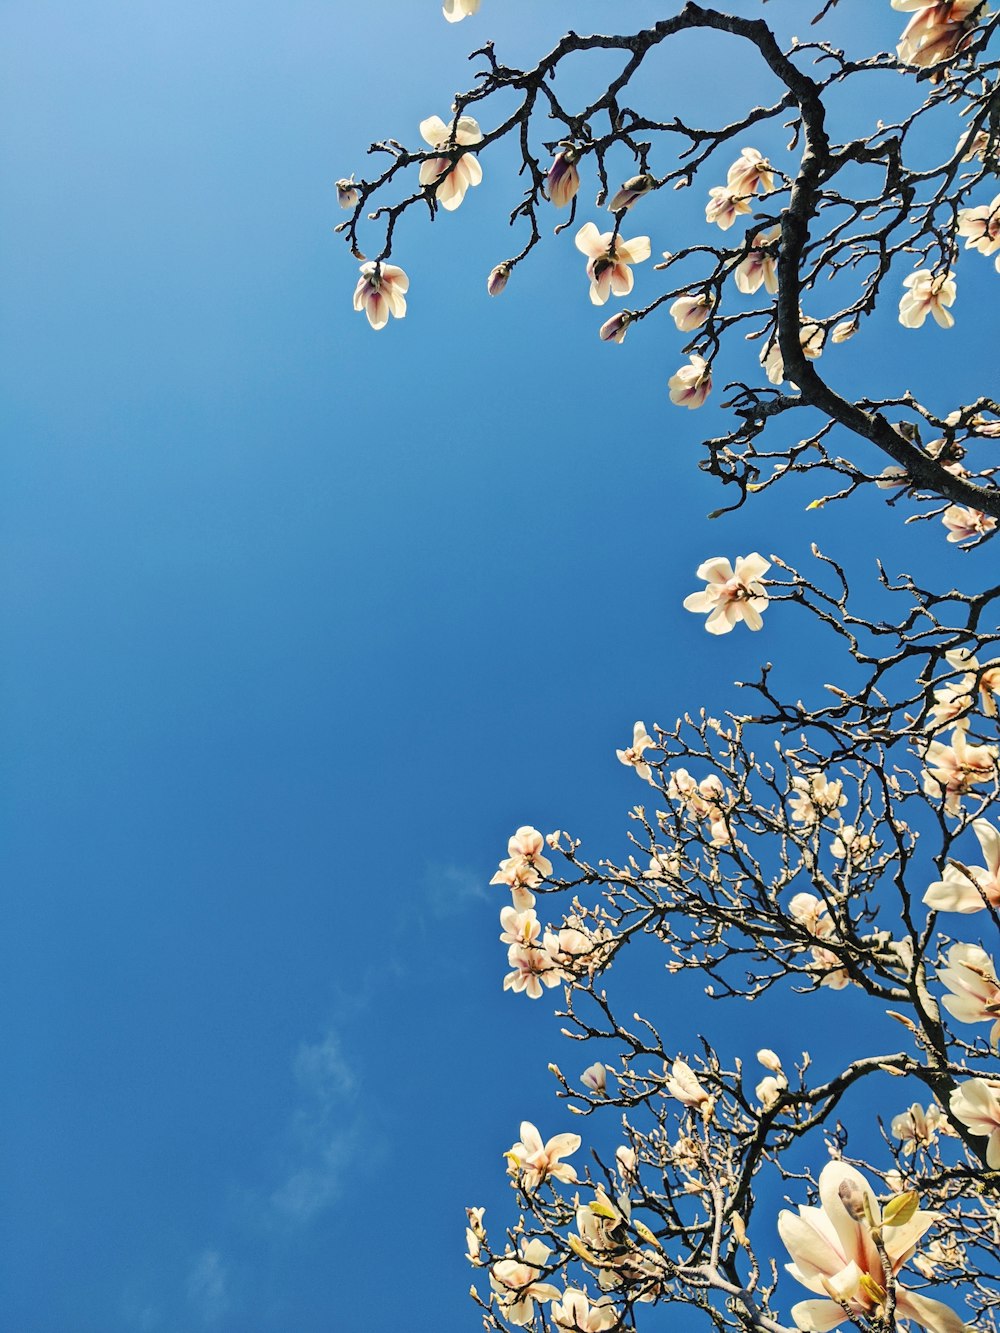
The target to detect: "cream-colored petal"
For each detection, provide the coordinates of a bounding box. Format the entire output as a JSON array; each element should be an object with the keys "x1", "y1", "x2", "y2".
[{"x1": 419, "y1": 115, "x2": 449, "y2": 147}]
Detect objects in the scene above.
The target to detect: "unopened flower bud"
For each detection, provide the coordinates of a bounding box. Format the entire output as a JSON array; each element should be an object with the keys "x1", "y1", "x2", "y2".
[
  {"x1": 599, "y1": 310, "x2": 633, "y2": 344},
  {"x1": 336, "y1": 177, "x2": 360, "y2": 209},
  {"x1": 487, "y1": 262, "x2": 511, "y2": 297},
  {"x1": 608, "y1": 173, "x2": 655, "y2": 212},
  {"x1": 757, "y1": 1048, "x2": 782, "y2": 1073},
  {"x1": 547, "y1": 149, "x2": 580, "y2": 208}
]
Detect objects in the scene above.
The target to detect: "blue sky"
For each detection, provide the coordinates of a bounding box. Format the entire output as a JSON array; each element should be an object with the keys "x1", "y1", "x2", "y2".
[{"x1": 1, "y1": 2, "x2": 996, "y2": 1330}]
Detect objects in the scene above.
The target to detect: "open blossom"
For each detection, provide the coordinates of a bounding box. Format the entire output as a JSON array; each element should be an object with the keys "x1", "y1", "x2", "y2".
[
  {"x1": 418, "y1": 114, "x2": 483, "y2": 211},
  {"x1": 830, "y1": 823, "x2": 874, "y2": 866},
  {"x1": 957, "y1": 193, "x2": 1000, "y2": 263},
  {"x1": 669, "y1": 292, "x2": 714, "y2": 331},
  {"x1": 443, "y1": 0, "x2": 480, "y2": 21},
  {"x1": 547, "y1": 149, "x2": 580, "y2": 208},
  {"x1": 490, "y1": 1239, "x2": 561, "y2": 1326},
  {"x1": 683, "y1": 553, "x2": 770, "y2": 635},
  {"x1": 925, "y1": 817, "x2": 1000, "y2": 912},
  {"x1": 734, "y1": 227, "x2": 780, "y2": 294},
  {"x1": 950, "y1": 1078, "x2": 1000, "y2": 1167},
  {"x1": 789, "y1": 891, "x2": 834, "y2": 937},
  {"x1": 788, "y1": 773, "x2": 847, "y2": 825},
  {"x1": 898, "y1": 268, "x2": 957, "y2": 329},
  {"x1": 542, "y1": 914, "x2": 614, "y2": 980},
  {"x1": 335, "y1": 176, "x2": 359, "y2": 209},
  {"x1": 895, "y1": 0, "x2": 988, "y2": 69},
  {"x1": 667, "y1": 768, "x2": 729, "y2": 844},
  {"x1": 921, "y1": 721, "x2": 999, "y2": 814},
  {"x1": 942, "y1": 503, "x2": 997, "y2": 545},
  {"x1": 551, "y1": 1289, "x2": 617, "y2": 1332},
  {"x1": 779, "y1": 1160, "x2": 966, "y2": 1333},
  {"x1": 705, "y1": 185, "x2": 753, "y2": 230},
  {"x1": 938, "y1": 941, "x2": 1000, "y2": 1047},
  {"x1": 608, "y1": 173, "x2": 655, "y2": 212},
  {"x1": 726, "y1": 146, "x2": 774, "y2": 197},
  {"x1": 499, "y1": 905, "x2": 541, "y2": 948},
  {"x1": 574, "y1": 223, "x2": 650, "y2": 305},
  {"x1": 891, "y1": 1101, "x2": 947, "y2": 1154},
  {"x1": 491, "y1": 826, "x2": 553, "y2": 907},
  {"x1": 929, "y1": 648, "x2": 1000, "y2": 726},
  {"x1": 353, "y1": 262, "x2": 408, "y2": 330},
  {"x1": 503, "y1": 942, "x2": 562, "y2": 999},
  {"x1": 507, "y1": 1121, "x2": 580, "y2": 1189},
  {"x1": 666, "y1": 1058, "x2": 714, "y2": 1110},
  {"x1": 616, "y1": 720, "x2": 655, "y2": 781},
  {"x1": 668, "y1": 355, "x2": 712, "y2": 409}
]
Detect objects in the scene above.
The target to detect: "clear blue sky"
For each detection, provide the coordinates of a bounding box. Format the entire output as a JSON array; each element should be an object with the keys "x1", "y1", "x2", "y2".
[{"x1": 1, "y1": 3, "x2": 995, "y2": 1330}]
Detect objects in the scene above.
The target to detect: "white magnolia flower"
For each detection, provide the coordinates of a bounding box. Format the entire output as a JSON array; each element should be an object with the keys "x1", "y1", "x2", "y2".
[
  {"x1": 507, "y1": 1121, "x2": 581, "y2": 1190},
  {"x1": 938, "y1": 941, "x2": 1000, "y2": 1048},
  {"x1": 418, "y1": 114, "x2": 483, "y2": 210},
  {"x1": 779, "y1": 1160, "x2": 966, "y2": 1333},
  {"x1": 890, "y1": 1101, "x2": 946, "y2": 1154},
  {"x1": 898, "y1": 269, "x2": 957, "y2": 329},
  {"x1": 353, "y1": 262, "x2": 408, "y2": 329},
  {"x1": 921, "y1": 721, "x2": 998, "y2": 814},
  {"x1": 490, "y1": 1239, "x2": 560, "y2": 1326},
  {"x1": 666, "y1": 1058, "x2": 714, "y2": 1110},
  {"x1": 668, "y1": 355, "x2": 712, "y2": 409},
  {"x1": 925, "y1": 817, "x2": 1000, "y2": 913},
  {"x1": 683, "y1": 554, "x2": 770, "y2": 634},
  {"x1": 443, "y1": 0, "x2": 480, "y2": 21},
  {"x1": 616, "y1": 721, "x2": 655, "y2": 781},
  {"x1": 949, "y1": 1078, "x2": 1000, "y2": 1168},
  {"x1": 575, "y1": 223, "x2": 651, "y2": 305}
]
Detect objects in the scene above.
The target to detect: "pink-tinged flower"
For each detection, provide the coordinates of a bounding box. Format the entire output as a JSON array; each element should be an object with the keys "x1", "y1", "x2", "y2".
[
  {"x1": 683, "y1": 553, "x2": 770, "y2": 635},
  {"x1": 891, "y1": 1101, "x2": 947, "y2": 1154},
  {"x1": 808, "y1": 945, "x2": 851, "y2": 990},
  {"x1": 336, "y1": 176, "x2": 359, "y2": 209},
  {"x1": 734, "y1": 227, "x2": 780, "y2": 294},
  {"x1": 921, "y1": 722, "x2": 999, "y2": 814},
  {"x1": 418, "y1": 114, "x2": 483, "y2": 211},
  {"x1": 616, "y1": 720, "x2": 655, "y2": 781},
  {"x1": 487, "y1": 262, "x2": 511, "y2": 296},
  {"x1": 669, "y1": 292, "x2": 714, "y2": 331},
  {"x1": 353, "y1": 262, "x2": 409, "y2": 330},
  {"x1": 443, "y1": 0, "x2": 480, "y2": 21},
  {"x1": 942, "y1": 504, "x2": 997, "y2": 545},
  {"x1": 491, "y1": 826, "x2": 554, "y2": 907},
  {"x1": 780, "y1": 1162, "x2": 967, "y2": 1333},
  {"x1": 499, "y1": 905, "x2": 541, "y2": 948},
  {"x1": 507, "y1": 1121, "x2": 581, "y2": 1189},
  {"x1": 616, "y1": 1144, "x2": 637, "y2": 1181},
  {"x1": 547, "y1": 150, "x2": 580, "y2": 208},
  {"x1": 574, "y1": 223, "x2": 651, "y2": 305},
  {"x1": 666, "y1": 1058, "x2": 714, "y2": 1109},
  {"x1": 551, "y1": 1288, "x2": 618, "y2": 1332},
  {"x1": 599, "y1": 310, "x2": 633, "y2": 343},
  {"x1": 898, "y1": 269, "x2": 957, "y2": 329},
  {"x1": 938, "y1": 942, "x2": 1000, "y2": 1048},
  {"x1": 929, "y1": 648, "x2": 1000, "y2": 727},
  {"x1": 705, "y1": 185, "x2": 753, "y2": 230},
  {"x1": 830, "y1": 823, "x2": 874, "y2": 865},
  {"x1": 789, "y1": 891, "x2": 834, "y2": 936},
  {"x1": 542, "y1": 915, "x2": 614, "y2": 981},
  {"x1": 895, "y1": 0, "x2": 988, "y2": 69},
  {"x1": 726, "y1": 146, "x2": 775, "y2": 197},
  {"x1": 490, "y1": 1239, "x2": 561, "y2": 1326},
  {"x1": 925, "y1": 817, "x2": 1000, "y2": 912},
  {"x1": 580, "y1": 1062, "x2": 608, "y2": 1097},
  {"x1": 503, "y1": 942, "x2": 562, "y2": 998},
  {"x1": 950, "y1": 1078, "x2": 1000, "y2": 1166},
  {"x1": 668, "y1": 355, "x2": 712, "y2": 409},
  {"x1": 957, "y1": 194, "x2": 1000, "y2": 257},
  {"x1": 608, "y1": 173, "x2": 655, "y2": 212},
  {"x1": 788, "y1": 774, "x2": 847, "y2": 825}
]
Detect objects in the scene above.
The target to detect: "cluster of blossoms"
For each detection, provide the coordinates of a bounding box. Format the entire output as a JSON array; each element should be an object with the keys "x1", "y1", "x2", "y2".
[
  {"x1": 491, "y1": 826, "x2": 613, "y2": 998},
  {"x1": 788, "y1": 772, "x2": 848, "y2": 825},
  {"x1": 891, "y1": 1099, "x2": 951, "y2": 1153},
  {"x1": 704, "y1": 146, "x2": 774, "y2": 232},
  {"x1": 788, "y1": 891, "x2": 851, "y2": 989},
  {"x1": 929, "y1": 649, "x2": 1000, "y2": 727},
  {"x1": 921, "y1": 720, "x2": 999, "y2": 814},
  {"x1": 665, "y1": 768, "x2": 730, "y2": 846},
  {"x1": 892, "y1": 0, "x2": 991, "y2": 70}
]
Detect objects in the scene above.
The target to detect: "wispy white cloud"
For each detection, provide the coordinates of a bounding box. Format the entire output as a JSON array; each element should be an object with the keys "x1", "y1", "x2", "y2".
[
  {"x1": 186, "y1": 1248, "x2": 231, "y2": 1325},
  {"x1": 270, "y1": 1028, "x2": 361, "y2": 1223},
  {"x1": 423, "y1": 860, "x2": 489, "y2": 918}
]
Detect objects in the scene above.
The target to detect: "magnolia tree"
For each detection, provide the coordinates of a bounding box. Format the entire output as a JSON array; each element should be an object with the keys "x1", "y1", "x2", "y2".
[{"x1": 341, "y1": 2, "x2": 999, "y2": 1331}]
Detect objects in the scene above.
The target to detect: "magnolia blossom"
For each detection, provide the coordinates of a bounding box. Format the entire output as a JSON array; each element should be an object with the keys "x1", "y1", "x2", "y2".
[
  {"x1": 789, "y1": 891, "x2": 833, "y2": 936},
  {"x1": 925, "y1": 817, "x2": 1000, "y2": 912},
  {"x1": 666, "y1": 1058, "x2": 714, "y2": 1110},
  {"x1": 895, "y1": 0, "x2": 988, "y2": 69},
  {"x1": 778, "y1": 1160, "x2": 967, "y2": 1333},
  {"x1": 335, "y1": 176, "x2": 359, "y2": 209},
  {"x1": 503, "y1": 942, "x2": 562, "y2": 999},
  {"x1": 958, "y1": 127, "x2": 993, "y2": 162},
  {"x1": 668, "y1": 355, "x2": 712, "y2": 409},
  {"x1": 942, "y1": 503, "x2": 997, "y2": 545},
  {"x1": 542, "y1": 914, "x2": 614, "y2": 981},
  {"x1": 353, "y1": 262, "x2": 408, "y2": 330},
  {"x1": 938, "y1": 941, "x2": 1000, "y2": 1047},
  {"x1": 830, "y1": 823, "x2": 874, "y2": 866},
  {"x1": 466, "y1": 1205, "x2": 486, "y2": 1263},
  {"x1": 550, "y1": 1288, "x2": 617, "y2": 1332},
  {"x1": 608, "y1": 173, "x2": 655, "y2": 212},
  {"x1": 547, "y1": 149, "x2": 581, "y2": 208},
  {"x1": 929, "y1": 648, "x2": 1000, "y2": 726},
  {"x1": 616, "y1": 1144, "x2": 638, "y2": 1181},
  {"x1": 957, "y1": 193, "x2": 1000, "y2": 264},
  {"x1": 491, "y1": 825, "x2": 553, "y2": 908},
  {"x1": 898, "y1": 269, "x2": 957, "y2": 329},
  {"x1": 574, "y1": 223, "x2": 650, "y2": 305},
  {"x1": 581, "y1": 1062, "x2": 608, "y2": 1096},
  {"x1": 599, "y1": 310, "x2": 633, "y2": 343},
  {"x1": 758, "y1": 1048, "x2": 783, "y2": 1073},
  {"x1": 949, "y1": 1078, "x2": 1000, "y2": 1167},
  {"x1": 734, "y1": 227, "x2": 780, "y2": 295},
  {"x1": 891, "y1": 1101, "x2": 947, "y2": 1154},
  {"x1": 831, "y1": 318, "x2": 857, "y2": 343},
  {"x1": 499, "y1": 905, "x2": 541, "y2": 948},
  {"x1": 726, "y1": 146, "x2": 774, "y2": 197},
  {"x1": 705, "y1": 185, "x2": 753, "y2": 230},
  {"x1": 761, "y1": 339, "x2": 785, "y2": 385},
  {"x1": 788, "y1": 773, "x2": 847, "y2": 825},
  {"x1": 683, "y1": 553, "x2": 770, "y2": 635},
  {"x1": 487, "y1": 262, "x2": 511, "y2": 297},
  {"x1": 443, "y1": 0, "x2": 480, "y2": 21},
  {"x1": 490, "y1": 1239, "x2": 561, "y2": 1326},
  {"x1": 921, "y1": 721, "x2": 999, "y2": 814},
  {"x1": 755, "y1": 1074, "x2": 785, "y2": 1109},
  {"x1": 616, "y1": 720, "x2": 655, "y2": 781},
  {"x1": 507, "y1": 1121, "x2": 581, "y2": 1189},
  {"x1": 418, "y1": 114, "x2": 483, "y2": 211},
  {"x1": 669, "y1": 292, "x2": 714, "y2": 331}
]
